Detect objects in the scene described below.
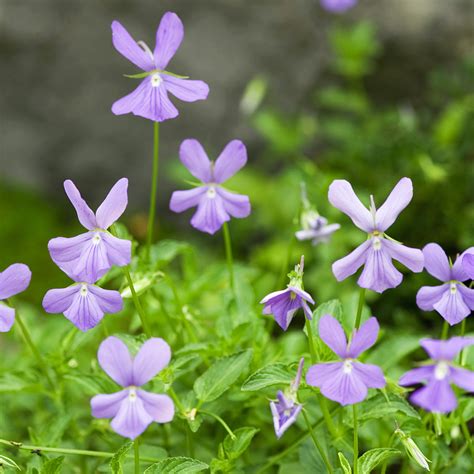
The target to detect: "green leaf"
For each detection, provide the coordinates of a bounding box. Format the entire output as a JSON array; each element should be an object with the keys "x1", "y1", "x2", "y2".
[
  {"x1": 144, "y1": 457, "x2": 208, "y2": 473},
  {"x1": 121, "y1": 271, "x2": 164, "y2": 298},
  {"x1": 223, "y1": 427, "x2": 259, "y2": 460},
  {"x1": 365, "y1": 333, "x2": 421, "y2": 369},
  {"x1": 241, "y1": 363, "x2": 293, "y2": 391},
  {"x1": 194, "y1": 350, "x2": 253, "y2": 403},
  {"x1": 338, "y1": 452, "x2": 352, "y2": 474},
  {"x1": 109, "y1": 441, "x2": 133, "y2": 474},
  {"x1": 63, "y1": 373, "x2": 117, "y2": 395},
  {"x1": 149, "y1": 240, "x2": 192, "y2": 268},
  {"x1": 40, "y1": 456, "x2": 64, "y2": 474},
  {"x1": 0, "y1": 454, "x2": 20, "y2": 470},
  {"x1": 357, "y1": 448, "x2": 400, "y2": 474}
]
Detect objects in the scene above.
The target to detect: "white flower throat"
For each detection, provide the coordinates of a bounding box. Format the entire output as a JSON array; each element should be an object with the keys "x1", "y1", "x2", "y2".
[
  {"x1": 92, "y1": 233, "x2": 102, "y2": 245},
  {"x1": 206, "y1": 186, "x2": 216, "y2": 199},
  {"x1": 128, "y1": 387, "x2": 138, "y2": 401},
  {"x1": 343, "y1": 359, "x2": 353, "y2": 374},
  {"x1": 151, "y1": 73, "x2": 162, "y2": 87},
  {"x1": 80, "y1": 284, "x2": 88, "y2": 297},
  {"x1": 434, "y1": 361, "x2": 449, "y2": 380}
]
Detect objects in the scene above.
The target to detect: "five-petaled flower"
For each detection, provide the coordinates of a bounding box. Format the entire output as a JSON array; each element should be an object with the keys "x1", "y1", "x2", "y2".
[
  {"x1": 416, "y1": 243, "x2": 474, "y2": 326},
  {"x1": 306, "y1": 315, "x2": 386, "y2": 405},
  {"x1": 399, "y1": 337, "x2": 474, "y2": 413},
  {"x1": 169, "y1": 139, "x2": 251, "y2": 234},
  {"x1": 260, "y1": 256, "x2": 314, "y2": 331},
  {"x1": 270, "y1": 358, "x2": 304, "y2": 439},
  {"x1": 0, "y1": 264, "x2": 31, "y2": 332},
  {"x1": 329, "y1": 178, "x2": 424, "y2": 293},
  {"x1": 461, "y1": 248, "x2": 474, "y2": 279},
  {"x1": 48, "y1": 178, "x2": 131, "y2": 284},
  {"x1": 91, "y1": 336, "x2": 174, "y2": 439},
  {"x1": 111, "y1": 12, "x2": 209, "y2": 122}
]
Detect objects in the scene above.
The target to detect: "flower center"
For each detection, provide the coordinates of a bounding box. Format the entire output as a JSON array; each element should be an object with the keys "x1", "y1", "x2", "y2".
[
  {"x1": 151, "y1": 73, "x2": 162, "y2": 87},
  {"x1": 372, "y1": 236, "x2": 382, "y2": 251},
  {"x1": 80, "y1": 284, "x2": 88, "y2": 297},
  {"x1": 434, "y1": 361, "x2": 449, "y2": 380},
  {"x1": 450, "y1": 282, "x2": 457, "y2": 294},
  {"x1": 343, "y1": 359, "x2": 353, "y2": 374},
  {"x1": 92, "y1": 233, "x2": 102, "y2": 245},
  {"x1": 128, "y1": 387, "x2": 138, "y2": 401},
  {"x1": 206, "y1": 186, "x2": 216, "y2": 199}
]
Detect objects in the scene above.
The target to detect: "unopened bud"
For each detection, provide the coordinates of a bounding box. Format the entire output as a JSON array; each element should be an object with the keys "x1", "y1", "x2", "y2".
[{"x1": 395, "y1": 429, "x2": 430, "y2": 471}]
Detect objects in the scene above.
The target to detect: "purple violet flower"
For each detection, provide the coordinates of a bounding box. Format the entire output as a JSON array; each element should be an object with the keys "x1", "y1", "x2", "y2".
[
  {"x1": 416, "y1": 244, "x2": 474, "y2": 326},
  {"x1": 270, "y1": 358, "x2": 305, "y2": 439},
  {"x1": 43, "y1": 281, "x2": 123, "y2": 332},
  {"x1": 461, "y1": 248, "x2": 474, "y2": 279},
  {"x1": 0, "y1": 264, "x2": 31, "y2": 332},
  {"x1": 48, "y1": 179, "x2": 132, "y2": 284},
  {"x1": 399, "y1": 337, "x2": 474, "y2": 413},
  {"x1": 91, "y1": 336, "x2": 174, "y2": 439},
  {"x1": 306, "y1": 315, "x2": 386, "y2": 405},
  {"x1": 260, "y1": 256, "x2": 314, "y2": 331},
  {"x1": 111, "y1": 13, "x2": 209, "y2": 122},
  {"x1": 329, "y1": 178, "x2": 424, "y2": 293},
  {"x1": 321, "y1": 0, "x2": 357, "y2": 13},
  {"x1": 169, "y1": 139, "x2": 251, "y2": 234}
]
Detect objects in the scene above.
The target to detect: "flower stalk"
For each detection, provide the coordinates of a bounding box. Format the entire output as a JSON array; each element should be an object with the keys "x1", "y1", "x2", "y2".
[{"x1": 147, "y1": 121, "x2": 160, "y2": 257}]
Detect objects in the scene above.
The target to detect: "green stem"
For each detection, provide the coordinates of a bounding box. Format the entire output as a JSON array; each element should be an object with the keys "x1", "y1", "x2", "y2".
[
  {"x1": 167, "y1": 387, "x2": 186, "y2": 414},
  {"x1": 134, "y1": 438, "x2": 140, "y2": 474},
  {"x1": 222, "y1": 222, "x2": 235, "y2": 293},
  {"x1": 458, "y1": 319, "x2": 466, "y2": 365},
  {"x1": 200, "y1": 410, "x2": 236, "y2": 440},
  {"x1": 353, "y1": 405, "x2": 359, "y2": 474},
  {"x1": 302, "y1": 409, "x2": 334, "y2": 474},
  {"x1": 354, "y1": 287, "x2": 366, "y2": 329},
  {"x1": 277, "y1": 235, "x2": 295, "y2": 288},
  {"x1": 305, "y1": 318, "x2": 318, "y2": 363},
  {"x1": 123, "y1": 267, "x2": 152, "y2": 337},
  {"x1": 146, "y1": 121, "x2": 160, "y2": 257},
  {"x1": 440, "y1": 321, "x2": 449, "y2": 340}
]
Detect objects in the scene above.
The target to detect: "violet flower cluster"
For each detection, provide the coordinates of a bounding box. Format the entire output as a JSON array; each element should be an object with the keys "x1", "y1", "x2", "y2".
[{"x1": 43, "y1": 179, "x2": 131, "y2": 331}]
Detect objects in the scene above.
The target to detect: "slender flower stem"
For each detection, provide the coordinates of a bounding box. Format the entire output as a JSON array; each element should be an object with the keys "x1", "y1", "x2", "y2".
[
  {"x1": 146, "y1": 121, "x2": 160, "y2": 257},
  {"x1": 222, "y1": 222, "x2": 235, "y2": 294},
  {"x1": 167, "y1": 387, "x2": 186, "y2": 414},
  {"x1": 354, "y1": 287, "x2": 366, "y2": 330},
  {"x1": 458, "y1": 319, "x2": 466, "y2": 365},
  {"x1": 302, "y1": 409, "x2": 334, "y2": 474},
  {"x1": 353, "y1": 405, "x2": 359, "y2": 474},
  {"x1": 123, "y1": 267, "x2": 152, "y2": 337},
  {"x1": 200, "y1": 410, "x2": 236, "y2": 439},
  {"x1": 134, "y1": 438, "x2": 140, "y2": 474},
  {"x1": 440, "y1": 321, "x2": 449, "y2": 340},
  {"x1": 305, "y1": 318, "x2": 318, "y2": 363}
]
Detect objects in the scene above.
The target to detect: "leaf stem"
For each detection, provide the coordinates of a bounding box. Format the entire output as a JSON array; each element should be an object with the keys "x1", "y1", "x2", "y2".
[
  {"x1": 200, "y1": 410, "x2": 236, "y2": 440},
  {"x1": 354, "y1": 287, "x2": 366, "y2": 329},
  {"x1": 353, "y1": 405, "x2": 359, "y2": 474},
  {"x1": 146, "y1": 121, "x2": 160, "y2": 258},
  {"x1": 222, "y1": 222, "x2": 235, "y2": 294},
  {"x1": 134, "y1": 438, "x2": 140, "y2": 474},
  {"x1": 440, "y1": 320, "x2": 449, "y2": 340},
  {"x1": 123, "y1": 267, "x2": 152, "y2": 337}
]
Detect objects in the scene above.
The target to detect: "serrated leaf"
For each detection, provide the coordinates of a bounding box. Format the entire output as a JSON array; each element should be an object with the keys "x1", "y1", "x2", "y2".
[
  {"x1": 338, "y1": 452, "x2": 352, "y2": 474},
  {"x1": 194, "y1": 350, "x2": 253, "y2": 403},
  {"x1": 241, "y1": 363, "x2": 293, "y2": 391},
  {"x1": 109, "y1": 441, "x2": 133, "y2": 474},
  {"x1": 357, "y1": 448, "x2": 400, "y2": 474},
  {"x1": 144, "y1": 457, "x2": 208, "y2": 473},
  {"x1": 40, "y1": 456, "x2": 64, "y2": 474},
  {"x1": 223, "y1": 427, "x2": 259, "y2": 460}
]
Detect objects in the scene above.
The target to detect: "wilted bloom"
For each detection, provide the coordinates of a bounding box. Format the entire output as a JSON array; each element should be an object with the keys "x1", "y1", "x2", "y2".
[
  {"x1": 461, "y1": 248, "x2": 474, "y2": 279},
  {"x1": 321, "y1": 0, "x2": 357, "y2": 13},
  {"x1": 270, "y1": 358, "x2": 304, "y2": 438},
  {"x1": 169, "y1": 139, "x2": 251, "y2": 234},
  {"x1": 306, "y1": 315, "x2": 385, "y2": 405},
  {"x1": 329, "y1": 178, "x2": 424, "y2": 293},
  {"x1": 260, "y1": 256, "x2": 314, "y2": 330},
  {"x1": 0, "y1": 264, "x2": 31, "y2": 332},
  {"x1": 111, "y1": 12, "x2": 209, "y2": 122},
  {"x1": 395, "y1": 428, "x2": 431, "y2": 471},
  {"x1": 399, "y1": 337, "x2": 474, "y2": 413},
  {"x1": 43, "y1": 281, "x2": 123, "y2": 332},
  {"x1": 48, "y1": 179, "x2": 131, "y2": 283},
  {"x1": 91, "y1": 336, "x2": 174, "y2": 439},
  {"x1": 416, "y1": 244, "x2": 474, "y2": 326}
]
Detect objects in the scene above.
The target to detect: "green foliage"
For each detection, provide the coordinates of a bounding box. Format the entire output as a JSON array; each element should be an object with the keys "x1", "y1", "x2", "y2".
[
  {"x1": 109, "y1": 442, "x2": 133, "y2": 474},
  {"x1": 144, "y1": 457, "x2": 208, "y2": 473},
  {"x1": 357, "y1": 448, "x2": 400, "y2": 473}
]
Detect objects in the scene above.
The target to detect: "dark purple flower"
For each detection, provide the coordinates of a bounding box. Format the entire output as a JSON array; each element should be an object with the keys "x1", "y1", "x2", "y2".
[
  {"x1": 48, "y1": 179, "x2": 131, "y2": 284},
  {"x1": 321, "y1": 0, "x2": 357, "y2": 13},
  {"x1": 0, "y1": 264, "x2": 31, "y2": 332},
  {"x1": 329, "y1": 178, "x2": 424, "y2": 293},
  {"x1": 169, "y1": 139, "x2": 251, "y2": 234},
  {"x1": 416, "y1": 244, "x2": 474, "y2": 326},
  {"x1": 461, "y1": 248, "x2": 474, "y2": 279},
  {"x1": 399, "y1": 337, "x2": 474, "y2": 413},
  {"x1": 43, "y1": 281, "x2": 123, "y2": 332},
  {"x1": 260, "y1": 256, "x2": 314, "y2": 330},
  {"x1": 306, "y1": 315, "x2": 386, "y2": 405},
  {"x1": 111, "y1": 13, "x2": 209, "y2": 122},
  {"x1": 91, "y1": 336, "x2": 174, "y2": 439},
  {"x1": 270, "y1": 358, "x2": 304, "y2": 438}
]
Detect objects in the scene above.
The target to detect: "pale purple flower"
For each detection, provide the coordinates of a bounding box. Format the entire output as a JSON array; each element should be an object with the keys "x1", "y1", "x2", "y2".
[
  {"x1": 260, "y1": 256, "x2": 314, "y2": 330},
  {"x1": 306, "y1": 315, "x2": 386, "y2": 405},
  {"x1": 91, "y1": 336, "x2": 174, "y2": 439},
  {"x1": 399, "y1": 337, "x2": 474, "y2": 413},
  {"x1": 321, "y1": 0, "x2": 357, "y2": 13},
  {"x1": 169, "y1": 139, "x2": 251, "y2": 234},
  {"x1": 111, "y1": 13, "x2": 209, "y2": 122},
  {"x1": 43, "y1": 281, "x2": 123, "y2": 332},
  {"x1": 416, "y1": 244, "x2": 474, "y2": 326},
  {"x1": 270, "y1": 358, "x2": 304, "y2": 438},
  {"x1": 0, "y1": 264, "x2": 31, "y2": 332},
  {"x1": 329, "y1": 178, "x2": 424, "y2": 293},
  {"x1": 296, "y1": 214, "x2": 340, "y2": 245},
  {"x1": 48, "y1": 179, "x2": 131, "y2": 284},
  {"x1": 461, "y1": 248, "x2": 474, "y2": 279}
]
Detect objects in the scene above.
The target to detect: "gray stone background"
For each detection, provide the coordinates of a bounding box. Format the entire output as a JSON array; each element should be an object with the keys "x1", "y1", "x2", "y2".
[{"x1": 0, "y1": 0, "x2": 473, "y2": 209}]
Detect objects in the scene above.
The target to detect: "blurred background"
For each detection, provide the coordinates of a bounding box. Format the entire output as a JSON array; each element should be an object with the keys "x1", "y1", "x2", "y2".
[{"x1": 0, "y1": 0, "x2": 473, "y2": 317}]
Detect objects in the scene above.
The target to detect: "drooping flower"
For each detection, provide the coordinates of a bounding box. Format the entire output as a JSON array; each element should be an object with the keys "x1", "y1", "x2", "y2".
[
  {"x1": 270, "y1": 358, "x2": 304, "y2": 438},
  {"x1": 43, "y1": 281, "x2": 123, "y2": 332},
  {"x1": 320, "y1": 0, "x2": 357, "y2": 13},
  {"x1": 0, "y1": 264, "x2": 31, "y2": 332},
  {"x1": 91, "y1": 336, "x2": 174, "y2": 439},
  {"x1": 169, "y1": 139, "x2": 251, "y2": 234},
  {"x1": 111, "y1": 12, "x2": 209, "y2": 122},
  {"x1": 399, "y1": 337, "x2": 474, "y2": 413},
  {"x1": 260, "y1": 256, "x2": 314, "y2": 331},
  {"x1": 306, "y1": 315, "x2": 385, "y2": 405},
  {"x1": 329, "y1": 178, "x2": 424, "y2": 293},
  {"x1": 416, "y1": 244, "x2": 473, "y2": 326},
  {"x1": 48, "y1": 179, "x2": 131, "y2": 284},
  {"x1": 395, "y1": 429, "x2": 431, "y2": 471},
  {"x1": 461, "y1": 248, "x2": 474, "y2": 279}
]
